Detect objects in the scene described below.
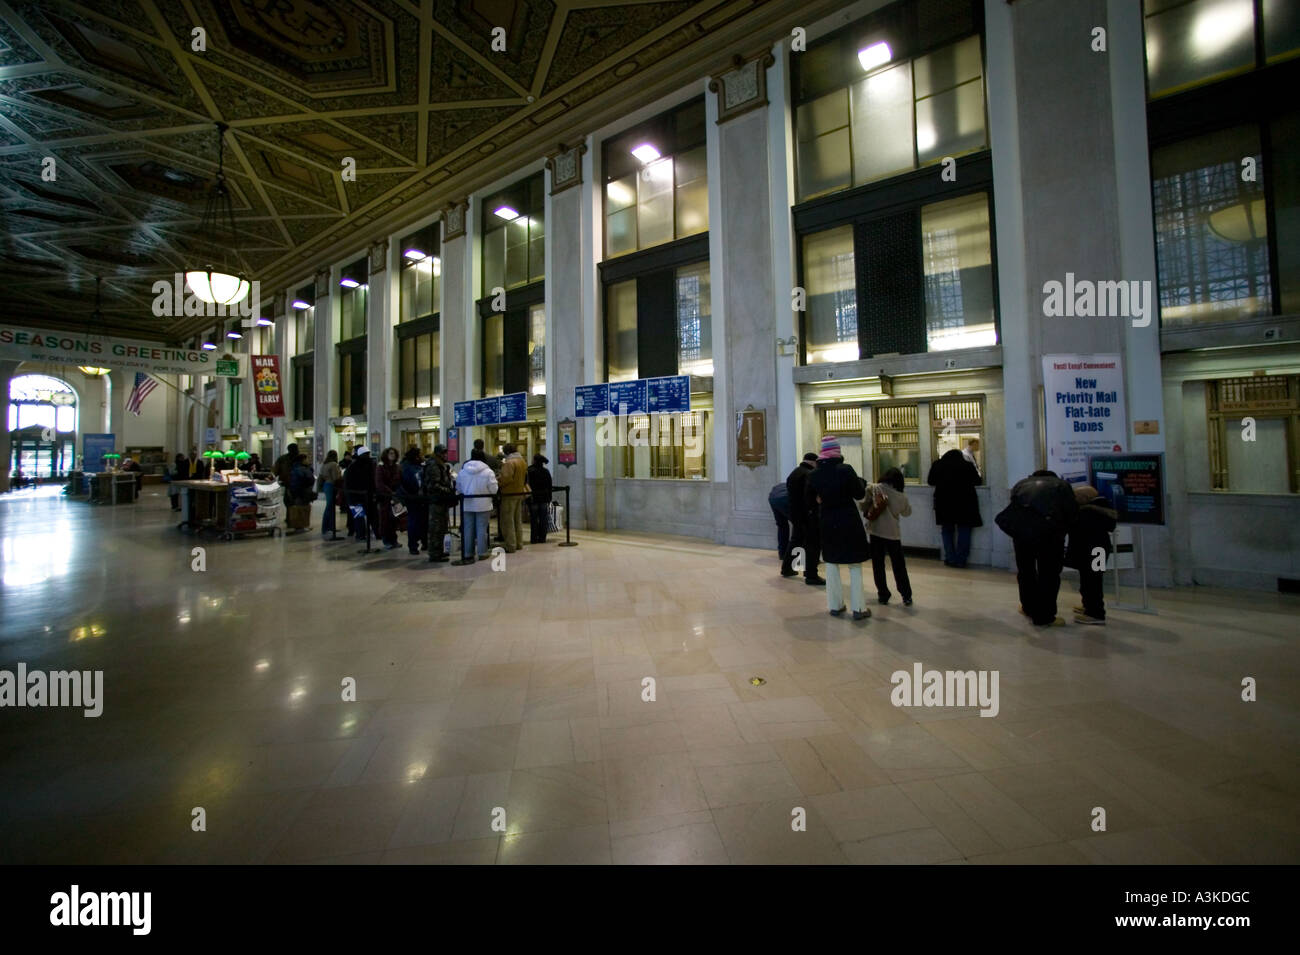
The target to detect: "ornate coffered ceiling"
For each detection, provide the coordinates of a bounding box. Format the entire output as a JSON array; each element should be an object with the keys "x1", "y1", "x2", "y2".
[{"x1": 0, "y1": 0, "x2": 844, "y2": 343}]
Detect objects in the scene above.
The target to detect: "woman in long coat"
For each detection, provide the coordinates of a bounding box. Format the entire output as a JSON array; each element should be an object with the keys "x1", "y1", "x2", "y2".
[
  {"x1": 805, "y1": 435, "x2": 871, "y2": 621},
  {"x1": 926, "y1": 448, "x2": 982, "y2": 567},
  {"x1": 374, "y1": 447, "x2": 403, "y2": 550}
]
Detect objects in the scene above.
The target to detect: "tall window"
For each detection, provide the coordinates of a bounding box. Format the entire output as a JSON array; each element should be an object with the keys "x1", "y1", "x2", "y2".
[
  {"x1": 336, "y1": 257, "x2": 367, "y2": 416},
  {"x1": 8, "y1": 375, "x2": 77, "y2": 477},
  {"x1": 603, "y1": 262, "x2": 713, "y2": 381},
  {"x1": 792, "y1": 1, "x2": 985, "y2": 202},
  {"x1": 603, "y1": 98, "x2": 708, "y2": 257},
  {"x1": 1144, "y1": 0, "x2": 1300, "y2": 99},
  {"x1": 479, "y1": 289, "x2": 544, "y2": 399},
  {"x1": 399, "y1": 225, "x2": 441, "y2": 323},
  {"x1": 290, "y1": 284, "x2": 314, "y2": 422},
  {"x1": 398, "y1": 225, "x2": 441, "y2": 411},
  {"x1": 482, "y1": 173, "x2": 544, "y2": 296},
  {"x1": 803, "y1": 226, "x2": 858, "y2": 363}
]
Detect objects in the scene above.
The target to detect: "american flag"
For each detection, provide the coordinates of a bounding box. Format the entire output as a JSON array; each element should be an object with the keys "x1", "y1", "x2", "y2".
[{"x1": 125, "y1": 372, "x2": 158, "y2": 415}]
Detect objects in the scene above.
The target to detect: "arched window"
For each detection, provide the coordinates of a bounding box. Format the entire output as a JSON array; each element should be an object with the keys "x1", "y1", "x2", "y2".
[{"x1": 9, "y1": 374, "x2": 78, "y2": 479}]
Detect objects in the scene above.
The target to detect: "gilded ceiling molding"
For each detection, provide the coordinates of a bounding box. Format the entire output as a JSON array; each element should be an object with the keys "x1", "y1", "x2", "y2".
[
  {"x1": 369, "y1": 238, "x2": 389, "y2": 274},
  {"x1": 442, "y1": 199, "x2": 468, "y2": 241},
  {"x1": 708, "y1": 50, "x2": 776, "y2": 124},
  {"x1": 545, "y1": 142, "x2": 588, "y2": 195}
]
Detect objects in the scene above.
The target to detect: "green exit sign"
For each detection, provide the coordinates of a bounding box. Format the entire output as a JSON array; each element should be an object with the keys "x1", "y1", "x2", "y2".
[{"x1": 215, "y1": 359, "x2": 239, "y2": 377}]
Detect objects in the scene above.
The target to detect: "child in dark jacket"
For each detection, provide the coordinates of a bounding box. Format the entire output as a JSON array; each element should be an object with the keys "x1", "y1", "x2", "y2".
[{"x1": 1065, "y1": 485, "x2": 1117, "y2": 624}]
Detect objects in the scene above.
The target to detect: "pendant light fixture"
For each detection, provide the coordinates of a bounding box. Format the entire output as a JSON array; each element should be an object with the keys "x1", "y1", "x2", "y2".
[
  {"x1": 79, "y1": 276, "x2": 111, "y2": 377},
  {"x1": 185, "y1": 122, "x2": 250, "y2": 306}
]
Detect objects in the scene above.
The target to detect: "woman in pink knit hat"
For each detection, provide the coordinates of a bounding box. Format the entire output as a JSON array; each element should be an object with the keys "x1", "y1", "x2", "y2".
[{"x1": 804, "y1": 435, "x2": 871, "y2": 621}]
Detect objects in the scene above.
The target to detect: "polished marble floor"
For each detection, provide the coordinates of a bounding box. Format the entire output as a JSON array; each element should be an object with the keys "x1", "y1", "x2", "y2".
[{"x1": 0, "y1": 484, "x2": 1297, "y2": 864}]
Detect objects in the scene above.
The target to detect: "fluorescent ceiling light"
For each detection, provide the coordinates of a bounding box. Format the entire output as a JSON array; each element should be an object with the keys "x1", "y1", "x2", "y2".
[
  {"x1": 403, "y1": 248, "x2": 426, "y2": 260},
  {"x1": 291, "y1": 299, "x2": 311, "y2": 310},
  {"x1": 201, "y1": 342, "x2": 217, "y2": 350},
  {"x1": 256, "y1": 318, "x2": 273, "y2": 326},
  {"x1": 858, "y1": 41, "x2": 892, "y2": 71},
  {"x1": 340, "y1": 277, "x2": 360, "y2": 288},
  {"x1": 226, "y1": 331, "x2": 242, "y2": 339},
  {"x1": 493, "y1": 206, "x2": 519, "y2": 220},
  {"x1": 631, "y1": 143, "x2": 660, "y2": 163}
]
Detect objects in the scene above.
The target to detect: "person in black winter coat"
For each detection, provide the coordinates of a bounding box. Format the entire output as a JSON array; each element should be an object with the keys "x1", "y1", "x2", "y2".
[
  {"x1": 785, "y1": 452, "x2": 822, "y2": 584},
  {"x1": 526, "y1": 454, "x2": 553, "y2": 543},
  {"x1": 343, "y1": 446, "x2": 377, "y2": 541},
  {"x1": 805, "y1": 436, "x2": 871, "y2": 620},
  {"x1": 998, "y1": 470, "x2": 1079, "y2": 626},
  {"x1": 1065, "y1": 485, "x2": 1117, "y2": 624},
  {"x1": 926, "y1": 448, "x2": 982, "y2": 567}
]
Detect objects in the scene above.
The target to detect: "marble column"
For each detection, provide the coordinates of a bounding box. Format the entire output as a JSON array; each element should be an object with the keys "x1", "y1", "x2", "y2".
[
  {"x1": 108, "y1": 368, "x2": 128, "y2": 449},
  {"x1": 710, "y1": 50, "x2": 781, "y2": 547},
  {"x1": 0, "y1": 359, "x2": 16, "y2": 492},
  {"x1": 272, "y1": 291, "x2": 288, "y2": 459},
  {"x1": 313, "y1": 265, "x2": 332, "y2": 462},
  {"x1": 365, "y1": 238, "x2": 393, "y2": 446},
  {"x1": 544, "y1": 142, "x2": 589, "y2": 528},
  {"x1": 439, "y1": 200, "x2": 470, "y2": 446}
]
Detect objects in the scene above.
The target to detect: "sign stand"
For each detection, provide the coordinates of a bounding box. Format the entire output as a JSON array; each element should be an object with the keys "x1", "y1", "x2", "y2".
[{"x1": 1110, "y1": 525, "x2": 1156, "y2": 615}]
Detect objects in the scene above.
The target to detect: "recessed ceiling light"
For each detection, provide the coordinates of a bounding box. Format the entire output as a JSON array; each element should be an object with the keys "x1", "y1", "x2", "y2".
[
  {"x1": 493, "y1": 206, "x2": 519, "y2": 220},
  {"x1": 631, "y1": 143, "x2": 661, "y2": 163},
  {"x1": 403, "y1": 248, "x2": 426, "y2": 260},
  {"x1": 858, "y1": 41, "x2": 892, "y2": 71},
  {"x1": 340, "y1": 277, "x2": 360, "y2": 288},
  {"x1": 201, "y1": 342, "x2": 217, "y2": 350},
  {"x1": 227, "y1": 331, "x2": 242, "y2": 339},
  {"x1": 292, "y1": 299, "x2": 311, "y2": 309},
  {"x1": 256, "y1": 318, "x2": 273, "y2": 326}
]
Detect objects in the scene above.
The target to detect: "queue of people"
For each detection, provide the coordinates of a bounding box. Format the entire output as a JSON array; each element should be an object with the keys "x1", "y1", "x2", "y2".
[{"x1": 771, "y1": 435, "x2": 1118, "y2": 628}]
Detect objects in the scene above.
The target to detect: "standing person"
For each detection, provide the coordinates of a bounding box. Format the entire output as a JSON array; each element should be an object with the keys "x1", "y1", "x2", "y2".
[
  {"x1": 169, "y1": 453, "x2": 189, "y2": 511},
  {"x1": 926, "y1": 448, "x2": 982, "y2": 567},
  {"x1": 473, "y1": 437, "x2": 502, "y2": 474},
  {"x1": 375, "y1": 447, "x2": 402, "y2": 550},
  {"x1": 273, "y1": 443, "x2": 298, "y2": 488},
  {"x1": 863, "y1": 467, "x2": 913, "y2": 606},
  {"x1": 785, "y1": 452, "x2": 822, "y2": 584},
  {"x1": 996, "y1": 469, "x2": 1079, "y2": 627},
  {"x1": 1065, "y1": 485, "x2": 1116, "y2": 625},
  {"x1": 497, "y1": 443, "x2": 528, "y2": 553},
  {"x1": 318, "y1": 450, "x2": 343, "y2": 540},
  {"x1": 401, "y1": 447, "x2": 427, "y2": 556},
  {"x1": 768, "y1": 479, "x2": 792, "y2": 572},
  {"x1": 421, "y1": 444, "x2": 454, "y2": 563},
  {"x1": 454, "y1": 448, "x2": 498, "y2": 565},
  {"x1": 527, "y1": 454, "x2": 553, "y2": 544},
  {"x1": 343, "y1": 445, "x2": 376, "y2": 541},
  {"x1": 806, "y1": 436, "x2": 871, "y2": 621}
]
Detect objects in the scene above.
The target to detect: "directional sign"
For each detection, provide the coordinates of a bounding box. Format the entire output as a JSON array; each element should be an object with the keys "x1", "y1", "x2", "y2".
[
  {"x1": 575, "y1": 383, "x2": 608, "y2": 418},
  {"x1": 608, "y1": 379, "x2": 647, "y2": 416},
  {"x1": 475, "y1": 397, "x2": 500, "y2": 425},
  {"x1": 648, "y1": 375, "x2": 690, "y2": 413},
  {"x1": 498, "y1": 391, "x2": 527, "y2": 424},
  {"x1": 453, "y1": 401, "x2": 476, "y2": 428}
]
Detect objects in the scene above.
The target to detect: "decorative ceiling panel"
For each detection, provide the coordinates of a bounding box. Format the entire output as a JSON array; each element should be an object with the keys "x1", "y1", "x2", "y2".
[{"x1": 0, "y1": 0, "x2": 842, "y2": 340}]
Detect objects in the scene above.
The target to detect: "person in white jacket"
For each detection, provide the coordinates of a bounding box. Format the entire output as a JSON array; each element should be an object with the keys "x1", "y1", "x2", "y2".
[
  {"x1": 861, "y1": 467, "x2": 913, "y2": 606},
  {"x1": 453, "y1": 448, "x2": 499, "y2": 564}
]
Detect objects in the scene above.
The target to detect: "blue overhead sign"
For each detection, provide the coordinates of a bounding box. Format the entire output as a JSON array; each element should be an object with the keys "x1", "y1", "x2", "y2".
[
  {"x1": 575, "y1": 383, "x2": 608, "y2": 418},
  {"x1": 648, "y1": 375, "x2": 690, "y2": 413},
  {"x1": 608, "y1": 379, "x2": 647, "y2": 415},
  {"x1": 453, "y1": 401, "x2": 476, "y2": 428},
  {"x1": 498, "y1": 392, "x2": 528, "y2": 424},
  {"x1": 474, "y1": 397, "x2": 500, "y2": 425}
]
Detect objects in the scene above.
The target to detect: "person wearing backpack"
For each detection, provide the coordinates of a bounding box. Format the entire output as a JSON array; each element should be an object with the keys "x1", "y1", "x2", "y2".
[
  {"x1": 996, "y1": 470, "x2": 1079, "y2": 627},
  {"x1": 1065, "y1": 485, "x2": 1117, "y2": 625},
  {"x1": 862, "y1": 467, "x2": 913, "y2": 606}
]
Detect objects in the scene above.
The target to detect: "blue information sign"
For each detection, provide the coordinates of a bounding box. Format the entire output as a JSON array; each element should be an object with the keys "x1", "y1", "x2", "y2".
[
  {"x1": 453, "y1": 401, "x2": 476, "y2": 428},
  {"x1": 608, "y1": 379, "x2": 647, "y2": 415},
  {"x1": 475, "y1": 397, "x2": 500, "y2": 425},
  {"x1": 647, "y1": 375, "x2": 690, "y2": 413},
  {"x1": 498, "y1": 392, "x2": 528, "y2": 424},
  {"x1": 83, "y1": 433, "x2": 115, "y2": 473},
  {"x1": 575, "y1": 383, "x2": 608, "y2": 418}
]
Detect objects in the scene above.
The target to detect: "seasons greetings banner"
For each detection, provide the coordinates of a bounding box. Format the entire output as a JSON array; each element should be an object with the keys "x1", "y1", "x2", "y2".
[
  {"x1": 1042, "y1": 354, "x2": 1127, "y2": 483},
  {"x1": 252, "y1": 355, "x2": 284, "y2": 418}
]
